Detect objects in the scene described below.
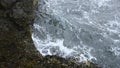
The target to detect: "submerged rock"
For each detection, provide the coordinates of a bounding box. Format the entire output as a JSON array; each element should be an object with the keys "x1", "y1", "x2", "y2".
[{"x1": 0, "y1": 0, "x2": 101, "y2": 68}]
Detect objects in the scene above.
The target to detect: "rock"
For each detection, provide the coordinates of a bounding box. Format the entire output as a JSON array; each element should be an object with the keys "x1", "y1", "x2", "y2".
[
  {"x1": 0, "y1": 0, "x2": 16, "y2": 8},
  {"x1": 0, "y1": 0, "x2": 42, "y2": 67}
]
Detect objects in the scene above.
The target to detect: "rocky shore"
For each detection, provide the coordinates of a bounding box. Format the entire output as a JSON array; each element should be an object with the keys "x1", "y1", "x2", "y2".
[{"x1": 0, "y1": 0, "x2": 100, "y2": 68}]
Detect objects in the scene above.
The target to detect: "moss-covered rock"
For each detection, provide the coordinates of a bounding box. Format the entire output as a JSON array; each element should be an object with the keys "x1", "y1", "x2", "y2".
[
  {"x1": 0, "y1": 0, "x2": 42, "y2": 67},
  {"x1": 0, "y1": 0, "x2": 101, "y2": 68}
]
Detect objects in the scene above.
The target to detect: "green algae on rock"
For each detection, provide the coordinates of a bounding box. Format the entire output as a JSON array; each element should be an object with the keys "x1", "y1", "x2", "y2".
[{"x1": 0, "y1": 0, "x2": 101, "y2": 68}]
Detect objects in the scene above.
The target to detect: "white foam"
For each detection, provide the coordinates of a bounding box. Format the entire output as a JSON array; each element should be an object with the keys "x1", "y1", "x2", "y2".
[
  {"x1": 32, "y1": 23, "x2": 97, "y2": 62},
  {"x1": 110, "y1": 47, "x2": 120, "y2": 56},
  {"x1": 32, "y1": 31, "x2": 74, "y2": 56},
  {"x1": 104, "y1": 20, "x2": 120, "y2": 34},
  {"x1": 91, "y1": 0, "x2": 111, "y2": 7},
  {"x1": 72, "y1": 42, "x2": 97, "y2": 62}
]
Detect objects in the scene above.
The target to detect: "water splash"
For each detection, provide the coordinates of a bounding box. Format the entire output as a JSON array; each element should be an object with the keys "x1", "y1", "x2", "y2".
[{"x1": 32, "y1": 0, "x2": 120, "y2": 68}]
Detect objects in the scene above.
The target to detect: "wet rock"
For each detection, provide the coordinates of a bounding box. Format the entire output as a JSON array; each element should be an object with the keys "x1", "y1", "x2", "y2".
[
  {"x1": 0, "y1": 0, "x2": 42, "y2": 67},
  {"x1": 0, "y1": 0, "x2": 16, "y2": 8}
]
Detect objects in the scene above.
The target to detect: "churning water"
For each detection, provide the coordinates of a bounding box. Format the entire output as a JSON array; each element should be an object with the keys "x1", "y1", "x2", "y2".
[{"x1": 32, "y1": 0, "x2": 120, "y2": 68}]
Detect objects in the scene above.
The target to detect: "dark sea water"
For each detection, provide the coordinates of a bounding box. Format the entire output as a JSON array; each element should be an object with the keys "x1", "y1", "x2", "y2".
[{"x1": 32, "y1": 0, "x2": 120, "y2": 68}]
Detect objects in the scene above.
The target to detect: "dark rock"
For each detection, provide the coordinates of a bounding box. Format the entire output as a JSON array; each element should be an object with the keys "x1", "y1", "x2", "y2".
[
  {"x1": 0, "y1": 0, "x2": 42, "y2": 67},
  {"x1": 0, "y1": 0, "x2": 16, "y2": 8}
]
